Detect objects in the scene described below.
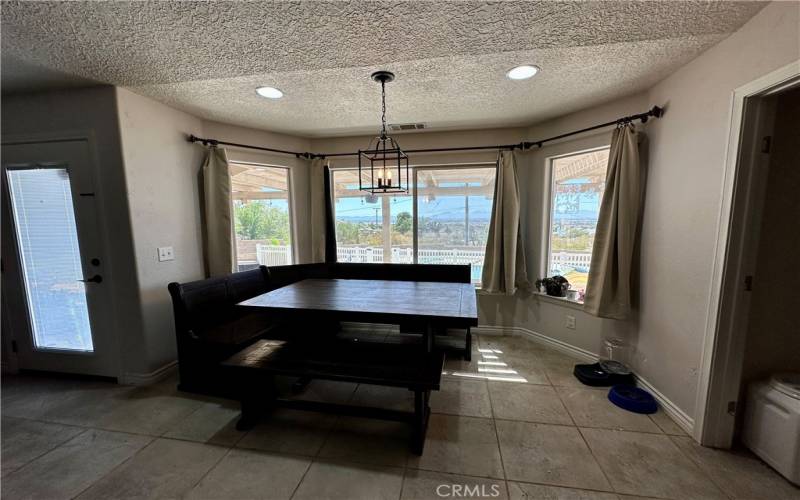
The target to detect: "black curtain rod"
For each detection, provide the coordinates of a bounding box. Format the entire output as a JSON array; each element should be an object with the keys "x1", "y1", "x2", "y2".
[{"x1": 188, "y1": 105, "x2": 663, "y2": 159}]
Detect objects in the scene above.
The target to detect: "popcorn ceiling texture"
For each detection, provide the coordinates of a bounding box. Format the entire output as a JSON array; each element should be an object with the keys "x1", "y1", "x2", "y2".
[{"x1": 2, "y1": 1, "x2": 766, "y2": 136}]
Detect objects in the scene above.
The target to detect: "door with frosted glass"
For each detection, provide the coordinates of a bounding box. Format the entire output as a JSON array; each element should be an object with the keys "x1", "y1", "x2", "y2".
[{"x1": 1, "y1": 140, "x2": 116, "y2": 377}]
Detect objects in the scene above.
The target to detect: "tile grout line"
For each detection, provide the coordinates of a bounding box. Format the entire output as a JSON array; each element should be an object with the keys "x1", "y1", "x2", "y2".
[
  {"x1": 182, "y1": 443, "x2": 236, "y2": 496},
  {"x1": 1, "y1": 426, "x2": 90, "y2": 478},
  {"x1": 68, "y1": 434, "x2": 158, "y2": 500},
  {"x1": 397, "y1": 464, "x2": 409, "y2": 500},
  {"x1": 484, "y1": 353, "x2": 509, "y2": 484},
  {"x1": 574, "y1": 426, "x2": 618, "y2": 496},
  {"x1": 662, "y1": 434, "x2": 735, "y2": 500},
  {"x1": 287, "y1": 453, "x2": 315, "y2": 500}
]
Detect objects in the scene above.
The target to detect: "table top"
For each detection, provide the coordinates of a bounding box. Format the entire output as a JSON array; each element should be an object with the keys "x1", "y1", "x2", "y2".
[{"x1": 238, "y1": 278, "x2": 478, "y2": 326}]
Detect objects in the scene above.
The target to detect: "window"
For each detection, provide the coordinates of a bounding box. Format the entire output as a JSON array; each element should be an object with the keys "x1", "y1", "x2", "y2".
[
  {"x1": 332, "y1": 166, "x2": 496, "y2": 285},
  {"x1": 231, "y1": 163, "x2": 293, "y2": 271},
  {"x1": 7, "y1": 167, "x2": 94, "y2": 351},
  {"x1": 546, "y1": 148, "x2": 609, "y2": 296}
]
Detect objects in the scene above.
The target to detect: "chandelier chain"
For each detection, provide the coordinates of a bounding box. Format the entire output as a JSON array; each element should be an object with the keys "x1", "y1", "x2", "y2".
[{"x1": 380, "y1": 80, "x2": 387, "y2": 139}]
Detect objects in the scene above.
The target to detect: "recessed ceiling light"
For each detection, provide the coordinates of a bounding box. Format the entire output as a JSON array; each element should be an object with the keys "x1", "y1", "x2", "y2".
[
  {"x1": 506, "y1": 65, "x2": 540, "y2": 80},
  {"x1": 255, "y1": 86, "x2": 284, "y2": 99}
]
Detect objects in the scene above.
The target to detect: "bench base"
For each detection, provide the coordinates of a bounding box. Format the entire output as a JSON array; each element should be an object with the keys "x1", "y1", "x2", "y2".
[{"x1": 235, "y1": 381, "x2": 432, "y2": 455}]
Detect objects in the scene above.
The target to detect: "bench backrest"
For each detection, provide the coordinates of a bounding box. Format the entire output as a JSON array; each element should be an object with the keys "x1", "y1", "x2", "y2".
[
  {"x1": 168, "y1": 266, "x2": 271, "y2": 332},
  {"x1": 265, "y1": 262, "x2": 471, "y2": 285}
]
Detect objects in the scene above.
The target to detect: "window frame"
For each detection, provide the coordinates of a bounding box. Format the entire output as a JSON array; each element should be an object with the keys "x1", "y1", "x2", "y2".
[
  {"x1": 331, "y1": 162, "x2": 498, "y2": 283},
  {"x1": 543, "y1": 145, "x2": 610, "y2": 285},
  {"x1": 229, "y1": 161, "x2": 295, "y2": 268}
]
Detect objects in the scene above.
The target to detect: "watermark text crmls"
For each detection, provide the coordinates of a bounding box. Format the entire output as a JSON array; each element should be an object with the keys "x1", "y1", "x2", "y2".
[{"x1": 435, "y1": 483, "x2": 502, "y2": 498}]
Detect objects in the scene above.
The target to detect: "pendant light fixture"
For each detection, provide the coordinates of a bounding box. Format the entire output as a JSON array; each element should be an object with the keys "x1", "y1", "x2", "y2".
[{"x1": 358, "y1": 71, "x2": 409, "y2": 194}]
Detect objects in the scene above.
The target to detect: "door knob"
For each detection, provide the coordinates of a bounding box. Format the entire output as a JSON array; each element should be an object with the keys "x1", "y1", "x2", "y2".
[{"x1": 78, "y1": 275, "x2": 103, "y2": 284}]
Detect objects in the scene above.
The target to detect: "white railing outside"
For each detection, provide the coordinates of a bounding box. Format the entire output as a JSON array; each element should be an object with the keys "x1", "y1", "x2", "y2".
[
  {"x1": 257, "y1": 243, "x2": 591, "y2": 279},
  {"x1": 256, "y1": 245, "x2": 293, "y2": 266},
  {"x1": 550, "y1": 251, "x2": 592, "y2": 272}
]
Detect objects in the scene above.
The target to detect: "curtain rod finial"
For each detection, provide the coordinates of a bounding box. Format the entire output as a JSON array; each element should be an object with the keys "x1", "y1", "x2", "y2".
[{"x1": 650, "y1": 106, "x2": 664, "y2": 118}]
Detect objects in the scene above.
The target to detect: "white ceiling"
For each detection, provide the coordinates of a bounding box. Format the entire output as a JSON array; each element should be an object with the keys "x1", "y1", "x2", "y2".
[{"x1": 2, "y1": 1, "x2": 766, "y2": 137}]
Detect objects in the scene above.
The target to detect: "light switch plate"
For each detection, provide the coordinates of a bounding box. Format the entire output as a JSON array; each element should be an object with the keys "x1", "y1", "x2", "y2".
[
  {"x1": 565, "y1": 315, "x2": 576, "y2": 330},
  {"x1": 157, "y1": 246, "x2": 174, "y2": 262}
]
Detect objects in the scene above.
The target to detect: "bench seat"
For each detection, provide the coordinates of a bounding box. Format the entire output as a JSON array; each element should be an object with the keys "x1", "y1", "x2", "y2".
[{"x1": 223, "y1": 338, "x2": 444, "y2": 454}]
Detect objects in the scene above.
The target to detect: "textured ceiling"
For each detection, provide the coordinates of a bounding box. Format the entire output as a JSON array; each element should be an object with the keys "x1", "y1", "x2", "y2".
[{"x1": 2, "y1": 1, "x2": 766, "y2": 137}]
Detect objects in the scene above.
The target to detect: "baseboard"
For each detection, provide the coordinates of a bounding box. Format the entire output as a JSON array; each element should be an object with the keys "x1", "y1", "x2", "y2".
[
  {"x1": 120, "y1": 360, "x2": 178, "y2": 386},
  {"x1": 474, "y1": 324, "x2": 695, "y2": 435},
  {"x1": 473, "y1": 325, "x2": 597, "y2": 363},
  {"x1": 634, "y1": 373, "x2": 695, "y2": 435}
]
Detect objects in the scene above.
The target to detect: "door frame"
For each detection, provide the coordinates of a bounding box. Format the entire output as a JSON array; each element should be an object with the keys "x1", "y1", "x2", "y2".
[
  {"x1": 1, "y1": 130, "x2": 123, "y2": 380},
  {"x1": 696, "y1": 60, "x2": 800, "y2": 447}
]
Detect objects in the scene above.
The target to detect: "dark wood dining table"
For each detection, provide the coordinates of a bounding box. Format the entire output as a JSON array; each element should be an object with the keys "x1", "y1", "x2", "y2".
[{"x1": 238, "y1": 278, "x2": 479, "y2": 352}]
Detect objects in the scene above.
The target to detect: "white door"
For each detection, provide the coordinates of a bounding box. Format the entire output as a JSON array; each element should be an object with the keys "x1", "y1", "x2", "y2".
[{"x1": 1, "y1": 139, "x2": 118, "y2": 377}]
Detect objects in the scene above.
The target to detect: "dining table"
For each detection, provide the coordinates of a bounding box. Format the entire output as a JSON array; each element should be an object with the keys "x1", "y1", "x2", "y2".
[{"x1": 237, "y1": 278, "x2": 479, "y2": 352}]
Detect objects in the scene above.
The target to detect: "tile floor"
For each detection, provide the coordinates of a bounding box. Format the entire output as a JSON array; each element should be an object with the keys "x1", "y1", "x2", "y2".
[{"x1": 2, "y1": 334, "x2": 798, "y2": 500}]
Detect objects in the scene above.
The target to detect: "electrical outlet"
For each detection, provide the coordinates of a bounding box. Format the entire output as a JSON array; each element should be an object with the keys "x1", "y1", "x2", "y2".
[
  {"x1": 565, "y1": 315, "x2": 576, "y2": 330},
  {"x1": 157, "y1": 246, "x2": 174, "y2": 262}
]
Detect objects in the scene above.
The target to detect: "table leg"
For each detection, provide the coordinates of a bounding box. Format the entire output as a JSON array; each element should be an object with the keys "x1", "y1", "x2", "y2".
[
  {"x1": 411, "y1": 389, "x2": 431, "y2": 455},
  {"x1": 424, "y1": 323, "x2": 434, "y2": 353},
  {"x1": 236, "y1": 374, "x2": 274, "y2": 431}
]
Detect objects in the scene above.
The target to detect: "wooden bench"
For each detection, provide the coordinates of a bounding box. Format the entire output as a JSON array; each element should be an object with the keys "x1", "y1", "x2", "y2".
[{"x1": 222, "y1": 339, "x2": 445, "y2": 455}]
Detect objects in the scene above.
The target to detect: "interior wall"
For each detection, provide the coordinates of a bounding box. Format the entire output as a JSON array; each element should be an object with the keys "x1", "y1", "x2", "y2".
[
  {"x1": 1, "y1": 86, "x2": 145, "y2": 377},
  {"x1": 636, "y1": 1, "x2": 799, "y2": 418},
  {"x1": 740, "y1": 88, "x2": 800, "y2": 386},
  {"x1": 115, "y1": 88, "x2": 206, "y2": 373}
]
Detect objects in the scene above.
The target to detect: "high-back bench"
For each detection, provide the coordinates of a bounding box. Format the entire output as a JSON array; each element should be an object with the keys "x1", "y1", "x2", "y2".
[{"x1": 169, "y1": 263, "x2": 471, "y2": 396}]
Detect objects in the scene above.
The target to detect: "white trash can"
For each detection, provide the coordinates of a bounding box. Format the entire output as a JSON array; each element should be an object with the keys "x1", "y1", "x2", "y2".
[{"x1": 742, "y1": 373, "x2": 800, "y2": 485}]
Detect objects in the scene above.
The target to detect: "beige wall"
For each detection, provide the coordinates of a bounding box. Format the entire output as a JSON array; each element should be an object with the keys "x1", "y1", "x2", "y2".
[
  {"x1": 740, "y1": 88, "x2": 800, "y2": 385},
  {"x1": 635, "y1": 1, "x2": 799, "y2": 417},
  {"x1": 115, "y1": 88, "x2": 206, "y2": 373}
]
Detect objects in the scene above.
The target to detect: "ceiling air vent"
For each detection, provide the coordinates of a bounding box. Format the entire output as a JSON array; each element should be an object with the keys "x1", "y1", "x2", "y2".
[{"x1": 389, "y1": 123, "x2": 426, "y2": 132}]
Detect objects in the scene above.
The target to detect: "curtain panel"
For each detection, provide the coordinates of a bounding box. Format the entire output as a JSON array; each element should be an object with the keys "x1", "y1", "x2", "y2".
[
  {"x1": 309, "y1": 158, "x2": 336, "y2": 263},
  {"x1": 584, "y1": 124, "x2": 642, "y2": 319},
  {"x1": 481, "y1": 150, "x2": 529, "y2": 294},
  {"x1": 201, "y1": 147, "x2": 235, "y2": 277}
]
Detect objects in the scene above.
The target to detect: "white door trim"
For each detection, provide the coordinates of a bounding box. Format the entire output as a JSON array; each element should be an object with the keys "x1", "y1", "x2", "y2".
[{"x1": 695, "y1": 60, "x2": 800, "y2": 446}]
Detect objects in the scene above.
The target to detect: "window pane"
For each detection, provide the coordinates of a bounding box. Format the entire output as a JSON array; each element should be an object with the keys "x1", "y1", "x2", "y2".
[
  {"x1": 231, "y1": 164, "x2": 292, "y2": 270},
  {"x1": 332, "y1": 169, "x2": 412, "y2": 263},
  {"x1": 7, "y1": 168, "x2": 94, "y2": 351},
  {"x1": 548, "y1": 148, "x2": 609, "y2": 294},
  {"x1": 417, "y1": 167, "x2": 496, "y2": 285}
]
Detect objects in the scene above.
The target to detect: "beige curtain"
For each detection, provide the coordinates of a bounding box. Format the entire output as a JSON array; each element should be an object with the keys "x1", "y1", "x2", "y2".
[
  {"x1": 584, "y1": 124, "x2": 642, "y2": 319},
  {"x1": 308, "y1": 157, "x2": 327, "y2": 263},
  {"x1": 202, "y1": 147, "x2": 234, "y2": 277},
  {"x1": 481, "y1": 150, "x2": 528, "y2": 294}
]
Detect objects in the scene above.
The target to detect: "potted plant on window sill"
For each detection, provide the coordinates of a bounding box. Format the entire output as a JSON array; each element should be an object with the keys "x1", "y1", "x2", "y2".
[{"x1": 535, "y1": 276, "x2": 570, "y2": 297}]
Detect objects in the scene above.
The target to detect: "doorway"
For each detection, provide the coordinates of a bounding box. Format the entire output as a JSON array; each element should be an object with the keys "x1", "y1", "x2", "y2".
[
  {"x1": 697, "y1": 62, "x2": 800, "y2": 448},
  {"x1": 1, "y1": 139, "x2": 118, "y2": 378}
]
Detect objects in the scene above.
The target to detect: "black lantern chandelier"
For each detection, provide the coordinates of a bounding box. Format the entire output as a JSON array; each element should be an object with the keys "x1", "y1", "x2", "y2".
[{"x1": 358, "y1": 71, "x2": 409, "y2": 194}]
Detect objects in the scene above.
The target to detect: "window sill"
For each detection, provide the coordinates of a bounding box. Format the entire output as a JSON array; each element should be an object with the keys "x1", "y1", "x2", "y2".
[{"x1": 533, "y1": 291, "x2": 585, "y2": 311}]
